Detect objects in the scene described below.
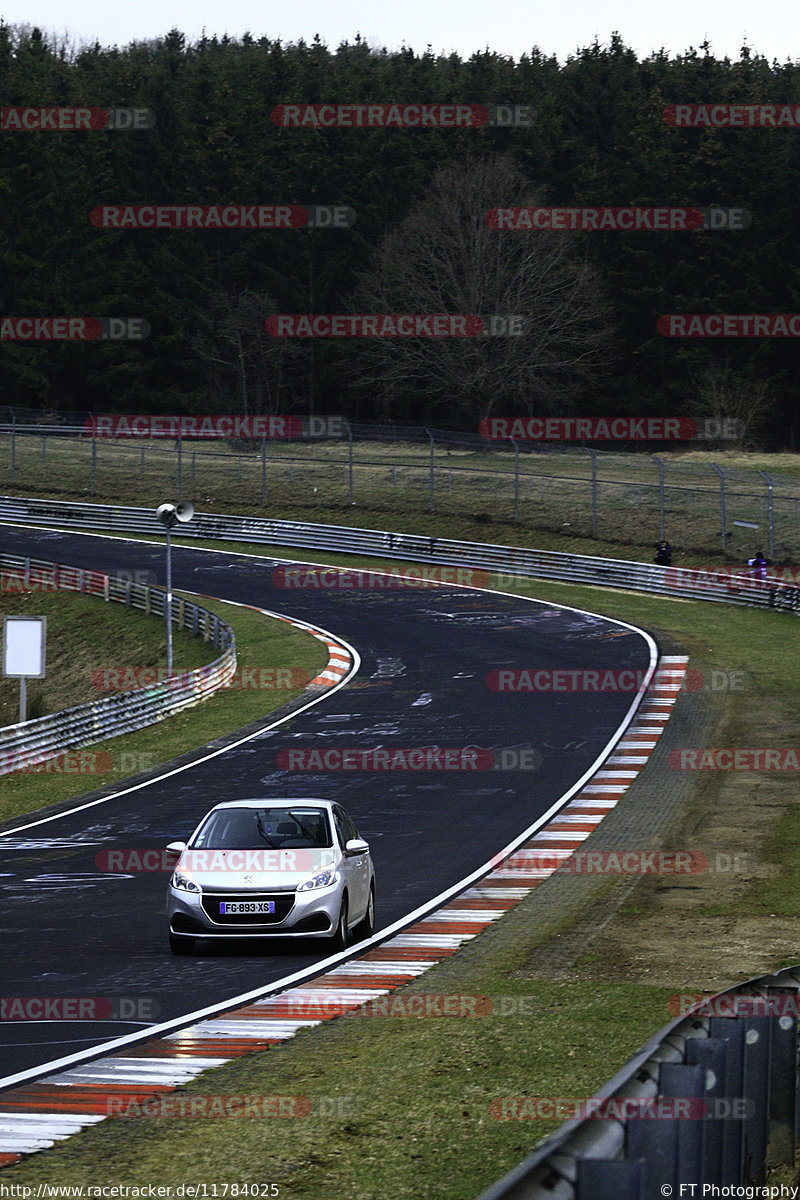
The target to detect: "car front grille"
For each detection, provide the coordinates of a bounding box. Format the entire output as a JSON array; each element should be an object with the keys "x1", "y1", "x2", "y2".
[{"x1": 201, "y1": 890, "x2": 296, "y2": 925}]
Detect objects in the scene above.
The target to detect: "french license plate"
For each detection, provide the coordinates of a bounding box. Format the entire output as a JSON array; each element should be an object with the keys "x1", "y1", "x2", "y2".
[{"x1": 220, "y1": 900, "x2": 275, "y2": 915}]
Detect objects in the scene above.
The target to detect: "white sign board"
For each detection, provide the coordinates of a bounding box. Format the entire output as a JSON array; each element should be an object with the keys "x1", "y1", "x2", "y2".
[{"x1": 2, "y1": 616, "x2": 47, "y2": 678}]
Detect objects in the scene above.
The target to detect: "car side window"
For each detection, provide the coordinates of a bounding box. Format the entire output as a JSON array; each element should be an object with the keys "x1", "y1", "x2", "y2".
[
  {"x1": 332, "y1": 808, "x2": 347, "y2": 848},
  {"x1": 333, "y1": 807, "x2": 358, "y2": 848}
]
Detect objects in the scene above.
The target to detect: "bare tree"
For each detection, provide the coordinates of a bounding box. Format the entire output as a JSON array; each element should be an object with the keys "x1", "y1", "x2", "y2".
[
  {"x1": 349, "y1": 154, "x2": 615, "y2": 425},
  {"x1": 695, "y1": 364, "x2": 776, "y2": 448},
  {"x1": 191, "y1": 289, "x2": 302, "y2": 416}
]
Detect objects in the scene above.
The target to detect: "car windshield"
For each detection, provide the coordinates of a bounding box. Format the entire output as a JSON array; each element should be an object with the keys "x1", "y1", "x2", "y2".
[{"x1": 191, "y1": 807, "x2": 333, "y2": 850}]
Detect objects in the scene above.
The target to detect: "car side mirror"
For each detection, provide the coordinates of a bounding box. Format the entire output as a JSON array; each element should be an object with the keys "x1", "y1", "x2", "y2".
[
  {"x1": 345, "y1": 838, "x2": 369, "y2": 857},
  {"x1": 166, "y1": 841, "x2": 187, "y2": 855}
]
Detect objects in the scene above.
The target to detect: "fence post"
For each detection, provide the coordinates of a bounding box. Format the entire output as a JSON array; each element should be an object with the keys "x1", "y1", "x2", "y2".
[
  {"x1": 757, "y1": 471, "x2": 775, "y2": 560},
  {"x1": 10, "y1": 413, "x2": 15, "y2": 486},
  {"x1": 177, "y1": 431, "x2": 183, "y2": 498},
  {"x1": 711, "y1": 463, "x2": 727, "y2": 552},
  {"x1": 91, "y1": 436, "x2": 97, "y2": 496},
  {"x1": 512, "y1": 439, "x2": 520, "y2": 521},
  {"x1": 261, "y1": 435, "x2": 267, "y2": 505},
  {"x1": 347, "y1": 422, "x2": 354, "y2": 503},
  {"x1": 583, "y1": 446, "x2": 597, "y2": 537},
  {"x1": 652, "y1": 454, "x2": 665, "y2": 541},
  {"x1": 425, "y1": 427, "x2": 434, "y2": 513}
]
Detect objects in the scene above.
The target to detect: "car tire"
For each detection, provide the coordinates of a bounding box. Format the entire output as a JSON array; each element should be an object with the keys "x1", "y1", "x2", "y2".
[
  {"x1": 354, "y1": 883, "x2": 375, "y2": 941},
  {"x1": 331, "y1": 895, "x2": 349, "y2": 952},
  {"x1": 169, "y1": 932, "x2": 195, "y2": 956}
]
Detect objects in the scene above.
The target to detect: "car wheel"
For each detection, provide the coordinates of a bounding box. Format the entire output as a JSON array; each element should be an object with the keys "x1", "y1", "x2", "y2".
[
  {"x1": 355, "y1": 883, "x2": 375, "y2": 941},
  {"x1": 169, "y1": 932, "x2": 195, "y2": 956},
  {"x1": 331, "y1": 895, "x2": 349, "y2": 952}
]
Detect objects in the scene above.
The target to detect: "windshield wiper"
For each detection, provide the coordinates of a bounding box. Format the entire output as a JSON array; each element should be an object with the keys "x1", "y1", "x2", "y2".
[{"x1": 290, "y1": 810, "x2": 326, "y2": 845}]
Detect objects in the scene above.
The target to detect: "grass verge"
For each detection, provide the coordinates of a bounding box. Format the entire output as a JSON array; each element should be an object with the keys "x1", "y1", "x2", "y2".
[
  {"x1": 3, "y1": 547, "x2": 799, "y2": 1195},
  {"x1": 0, "y1": 593, "x2": 329, "y2": 826}
]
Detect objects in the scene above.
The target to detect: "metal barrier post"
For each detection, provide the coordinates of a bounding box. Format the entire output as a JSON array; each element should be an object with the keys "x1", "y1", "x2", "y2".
[
  {"x1": 766, "y1": 994, "x2": 797, "y2": 1168},
  {"x1": 652, "y1": 455, "x2": 665, "y2": 541},
  {"x1": 584, "y1": 446, "x2": 597, "y2": 537},
  {"x1": 711, "y1": 463, "x2": 727, "y2": 552},
  {"x1": 758, "y1": 471, "x2": 775, "y2": 560}
]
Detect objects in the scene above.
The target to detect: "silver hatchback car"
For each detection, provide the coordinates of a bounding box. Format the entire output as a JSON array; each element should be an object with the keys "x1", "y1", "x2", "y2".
[{"x1": 166, "y1": 798, "x2": 375, "y2": 955}]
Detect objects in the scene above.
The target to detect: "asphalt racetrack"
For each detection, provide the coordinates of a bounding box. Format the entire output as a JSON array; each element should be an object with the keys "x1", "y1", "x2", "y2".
[{"x1": 0, "y1": 526, "x2": 655, "y2": 1082}]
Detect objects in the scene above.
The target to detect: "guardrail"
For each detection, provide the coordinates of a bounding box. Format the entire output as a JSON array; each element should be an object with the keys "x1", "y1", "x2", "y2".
[
  {"x1": 0, "y1": 554, "x2": 236, "y2": 776},
  {"x1": 478, "y1": 964, "x2": 800, "y2": 1198},
  {"x1": 1, "y1": 494, "x2": 798, "y2": 613},
  {"x1": 3, "y1": 419, "x2": 800, "y2": 557},
  {"x1": 3, "y1": 499, "x2": 797, "y2": 1195}
]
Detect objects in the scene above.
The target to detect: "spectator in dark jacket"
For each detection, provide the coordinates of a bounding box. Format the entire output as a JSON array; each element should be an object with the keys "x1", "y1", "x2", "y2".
[{"x1": 748, "y1": 550, "x2": 768, "y2": 580}]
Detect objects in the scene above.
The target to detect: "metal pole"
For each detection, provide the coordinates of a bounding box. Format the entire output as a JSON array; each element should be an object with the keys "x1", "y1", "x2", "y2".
[
  {"x1": 177, "y1": 432, "x2": 182, "y2": 498},
  {"x1": 348, "y1": 423, "x2": 354, "y2": 503},
  {"x1": 711, "y1": 463, "x2": 727, "y2": 552},
  {"x1": 10, "y1": 416, "x2": 15, "y2": 486},
  {"x1": 165, "y1": 523, "x2": 173, "y2": 675},
  {"x1": 19, "y1": 677, "x2": 27, "y2": 724},
  {"x1": 758, "y1": 471, "x2": 775, "y2": 560},
  {"x1": 426, "y1": 428, "x2": 434, "y2": 513},
  {"x1": 261, "y1": 435, "x2": 267, "y2": 505},
  {"x1": 584, "y1": 447, "x2": 597, "y2": 537},
  {"x1": 512, "y1": 439, "x2": 520, "y2": 521},
  {"x1": 91, "y1": 436, "x2": 97, "y2": 496},
  {"x1": 652, "y1": 454, "x2": 665, "y2": 541}
]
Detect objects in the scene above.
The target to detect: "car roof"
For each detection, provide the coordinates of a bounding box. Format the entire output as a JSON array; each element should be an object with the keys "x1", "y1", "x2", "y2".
[{"x1": 206, "y1": 798, "x2": 337, "y2": 812}]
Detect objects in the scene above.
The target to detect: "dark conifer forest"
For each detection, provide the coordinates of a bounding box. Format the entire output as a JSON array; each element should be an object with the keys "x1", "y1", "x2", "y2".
[{"x1": 1, "y1": 25, "x2": 799, "y2": 443}]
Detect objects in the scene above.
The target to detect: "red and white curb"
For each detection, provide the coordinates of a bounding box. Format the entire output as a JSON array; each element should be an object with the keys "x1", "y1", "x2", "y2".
[
  {"x1": 0, "y1": 656, "x2": 687, "y2": 1167},
  {"x1": 266, "y1": 614, "x2": 352, "y2": 687}
]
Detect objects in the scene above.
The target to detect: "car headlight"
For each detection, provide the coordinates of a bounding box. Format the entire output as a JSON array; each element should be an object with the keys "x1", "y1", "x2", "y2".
[
  {"x1": 171, "y1": 870, "x2": 201, "y2": 894},
  {"x1": 297, "y1": 869, "x2": 338, "y2": 892}
]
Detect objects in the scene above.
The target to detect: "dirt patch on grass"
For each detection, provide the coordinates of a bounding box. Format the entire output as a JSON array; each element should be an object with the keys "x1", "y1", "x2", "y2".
[{"x1": 526, "y1": 697, "x2": 800, "y2": 994}]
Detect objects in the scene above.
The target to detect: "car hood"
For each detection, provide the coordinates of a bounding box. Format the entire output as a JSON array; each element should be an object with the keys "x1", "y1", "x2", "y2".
[{"x1": 174, "y1": 846, "x2": 340, "y2": 890}]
